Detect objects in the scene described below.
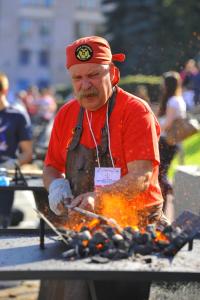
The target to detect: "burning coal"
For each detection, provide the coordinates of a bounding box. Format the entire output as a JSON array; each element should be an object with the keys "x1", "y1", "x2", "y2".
[{"x1": 60, "y1": 222, "x2": 191, "y2": 261}]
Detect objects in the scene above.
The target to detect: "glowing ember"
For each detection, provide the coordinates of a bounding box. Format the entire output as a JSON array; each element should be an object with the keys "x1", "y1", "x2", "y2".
[
  {"x1": 96, "y1": 243, "x2": 104, "y2": 250},
  {"x1": 100, "y1": 194, "x2": 143, "y2": 228},
  {"x1": 82, "y1": 240, "x2": 89, "y2": 247},
  {"x1": 155, "y1": 230, "x2": 170, "y2": 242}
]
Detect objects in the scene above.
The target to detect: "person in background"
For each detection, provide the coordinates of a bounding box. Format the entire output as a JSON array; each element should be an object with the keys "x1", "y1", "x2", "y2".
[
  {"x1": 22, "y1": 85, "x2": 39, "y2": 124},
  {"x1": 41, "y1": 36, "x2": 168, "y2": 300},
  {"x1": 193, "y1": 59, "x2": 200, "y2": 107},
  {"x1": 0, "y1": 73, "x2": 32, "y2": 228},
  {"x1": 182, "y1": 76, "x2": 195, "y2": 111},
  {"x1": 180, "y1": 58, "x2": 198, "y2": 83},
  {"x1": 157, "y1": 71, "x2": 186, "y2": 223},
  {"x1": 135, "y1": 84, "x2": 151, "y2": 104},
  {"x1": 37, "y1": 87, "x2": 57, "y2": 124}
]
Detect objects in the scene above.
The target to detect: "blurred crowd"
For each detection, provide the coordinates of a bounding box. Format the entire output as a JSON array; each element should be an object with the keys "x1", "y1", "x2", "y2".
[
  {"x1": 135, "y1": 58, "x2": 200, "y2": 113},
  {"x1": 17, "y1": 86, "x2": 57, "y2": 125},
  {"x1": 134, "y1": 58, "x2": 200, "y2": 223},
  {"x1": 10, "y1": 85, "x2": 57, "y2": 158}
]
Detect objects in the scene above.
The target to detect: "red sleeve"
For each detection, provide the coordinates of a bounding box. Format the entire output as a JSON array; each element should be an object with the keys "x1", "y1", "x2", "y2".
[
  {"x1": 122, "y1": 100, "x2": 160, "y2": 165},
  {"x1": 44, "y1": 111, "x2": 66, "y2": 173}
]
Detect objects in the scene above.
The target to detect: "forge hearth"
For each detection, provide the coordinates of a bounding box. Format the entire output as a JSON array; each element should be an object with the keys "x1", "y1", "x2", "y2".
[{"x1": 38, "y1": 210, "x2": 200, "y2": 262}]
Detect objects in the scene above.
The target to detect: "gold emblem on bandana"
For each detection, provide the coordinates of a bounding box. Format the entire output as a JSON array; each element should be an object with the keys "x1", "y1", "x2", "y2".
[{"x1": 75, "y1": 44, "x2": 93, "y2": 61}]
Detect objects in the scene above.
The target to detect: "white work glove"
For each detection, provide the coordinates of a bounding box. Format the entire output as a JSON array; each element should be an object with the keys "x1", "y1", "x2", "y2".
[
  {"x1": 0, "y1": 158, "x2": 18, "y2": 170},
  {"x1": 48, "y1": 178, "x2": 73, "y2": 215}
]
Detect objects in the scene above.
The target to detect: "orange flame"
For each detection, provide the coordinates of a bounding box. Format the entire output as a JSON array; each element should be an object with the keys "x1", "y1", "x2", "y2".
[
  {"x1": 100, "y1": 194, "x2": 141, "y2": 228},
  {"x1": 155, "y1": 230, "x2": 169, "y2": 242},
  {"x1": 96, "y1": 243, "x2": 104, "y2": 250},
  {"x1": 87, "y1": 218, "x2": 100, "y2": 229},
  {"x1": 65, "y1": 193, "x2": 151, "y2": 231},
  {"x1": 82, "y1": 240, "x2": 89, "y2": 247}
]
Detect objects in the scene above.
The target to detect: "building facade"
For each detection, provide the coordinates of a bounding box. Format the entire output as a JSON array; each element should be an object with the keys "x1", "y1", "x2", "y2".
[{"x1": 0, "y1": 0, "x2": 104, "y2": 91}]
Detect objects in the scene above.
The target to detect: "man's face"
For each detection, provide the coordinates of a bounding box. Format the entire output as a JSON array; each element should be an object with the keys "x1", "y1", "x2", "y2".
[
  {"x1": 69, "y1": 63, "x2": 114, "y2": 111},
  {"x1": 0, "y1": 76, "x2": 9, "y2": 95}
]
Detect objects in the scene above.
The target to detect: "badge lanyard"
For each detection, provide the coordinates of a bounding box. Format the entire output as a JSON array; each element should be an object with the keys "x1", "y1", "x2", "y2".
[{"x1": 86, "y1": 103, "x2": 115, "y2": 168}]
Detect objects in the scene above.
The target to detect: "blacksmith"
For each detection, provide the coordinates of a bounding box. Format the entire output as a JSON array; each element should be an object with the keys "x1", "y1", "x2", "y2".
[{"x1": 42, "y1": 36, "x2": 168, "y2": 300}]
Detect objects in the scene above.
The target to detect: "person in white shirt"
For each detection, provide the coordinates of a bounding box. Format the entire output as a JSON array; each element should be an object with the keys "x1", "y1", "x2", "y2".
[
  {"x1": 157, "y1": 71, "x2": 186, "y2": 222},
  {"x1": 182, "y1": 76, "x2": 195, "y2": 111}
]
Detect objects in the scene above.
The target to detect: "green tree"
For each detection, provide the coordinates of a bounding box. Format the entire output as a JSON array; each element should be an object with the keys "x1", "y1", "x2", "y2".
[
  {"x1": 102, "y1": 0, "x2": 200, "y2": 75},
  {"x1": 103, "y1": 0, "x2": 158, "y2": 75},
  {"x1": 156, "y1": 0, "x2": 200, "y2": 72}
]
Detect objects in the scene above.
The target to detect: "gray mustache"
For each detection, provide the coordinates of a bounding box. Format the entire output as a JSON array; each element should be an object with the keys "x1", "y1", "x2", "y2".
[{"x1": 78, "y1": 89, "x2": 99, "y2": 100}]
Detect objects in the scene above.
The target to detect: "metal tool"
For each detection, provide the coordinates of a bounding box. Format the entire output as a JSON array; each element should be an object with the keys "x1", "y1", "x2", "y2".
[
  {"x1": 34, "y1": 209, "x2": 69, "y2": 245},
  {"x1": 65, "y1": 204, "x2": 123, "y2": 232}
]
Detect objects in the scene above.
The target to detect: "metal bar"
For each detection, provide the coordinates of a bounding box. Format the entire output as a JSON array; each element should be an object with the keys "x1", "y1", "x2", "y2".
[
  {"x1": 34, "y1": 209, "x2": 69, "y2": 245},
  {"x1": 65, "y1": 205, "x2": 123, "y2": 232},
  {"x1": 40, "y1": 218, "x2": 45, "y2": 250},
  {"x1": 188, "y1": 239, "x2": 193, "y2": 251},
  {"x1": 0, "y1": 228, "x2": 41, "y2": 235},
  {"x1": 0, "y1": 270, "x2": 200, "y2": 282},
  {"x1": 0, "y1": 186, "x2": 46, "y2": 191}
]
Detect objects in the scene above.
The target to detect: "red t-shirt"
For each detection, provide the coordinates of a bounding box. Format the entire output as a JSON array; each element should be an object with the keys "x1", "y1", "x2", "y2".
[{"x1": 45, "y1": 87, "x2": 163, "y2": 207}]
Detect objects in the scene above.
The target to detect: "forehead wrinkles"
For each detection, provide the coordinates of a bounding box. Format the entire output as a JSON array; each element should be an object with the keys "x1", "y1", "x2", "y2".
[{"x1": 70, "y1": 64, "x2": 110, "y2": 77}]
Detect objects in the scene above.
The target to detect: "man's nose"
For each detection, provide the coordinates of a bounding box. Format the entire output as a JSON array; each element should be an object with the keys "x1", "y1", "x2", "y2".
[{"x1": 81, "y1": 78, "x2": 92, "y2": 90}]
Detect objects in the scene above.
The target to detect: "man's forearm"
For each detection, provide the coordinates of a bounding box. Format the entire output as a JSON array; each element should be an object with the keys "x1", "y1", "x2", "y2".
[
  {"x1": 18, "y1": 141, "x2": 33, "y2": 165},
  {"x1": 43, "y1": 165, "x2": 65, "y2": 191},
  {"x1": 98, "y1": 170, "x2": 152, "y2": 200},
  {"x1": 18, "y1": 151, "x2": 32, "y2": 165}
]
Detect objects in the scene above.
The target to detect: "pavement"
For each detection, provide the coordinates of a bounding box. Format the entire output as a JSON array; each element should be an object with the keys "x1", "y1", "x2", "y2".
[
  {"x1": 0, "y1": 191, "x2": 40, "y2": 299},
  {"x1": 12, "y1": 190, "x2": 39, "y2": 229}
]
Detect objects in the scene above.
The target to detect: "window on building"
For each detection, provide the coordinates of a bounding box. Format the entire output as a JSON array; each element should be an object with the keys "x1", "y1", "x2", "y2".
[
  {"x1": 19, "y1": 49, "x2": 31, "y2": 65},
  {"x1": 19, "y1": 18, "x2": 33, "y2": 39},
  {"x1": 17, "y1": 79, "x2": 30, "y2": 91},
  {"x1": 38, "y1": 50, "x2": 50, "y2": 67},
  {"x1": 44, "y1": 0, "x2": 54, "y2": 6},
  {"x1": 75, "y1": 21, "x2": 94, "y2": 38},
  {"x1": 37, "y1": 79, "x2": 50, "y2": 89},
  {"x1": 20, "y1": 0, "x2": 54, "y2": 6},
  {"x1": 39, "y1": 20, "x2": 51, "y2": 37},
  {"x1": 76, "y1": 0, "x2": 97, "y2": 9}
]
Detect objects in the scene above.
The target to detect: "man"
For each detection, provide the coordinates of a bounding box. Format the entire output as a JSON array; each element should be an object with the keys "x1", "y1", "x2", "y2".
[
  {"x1": 41, "y1": 36, "x2": 168, "y2": 300},
  {"x1": 0, "y1": 73, "x2": 32, "y2": 227}
]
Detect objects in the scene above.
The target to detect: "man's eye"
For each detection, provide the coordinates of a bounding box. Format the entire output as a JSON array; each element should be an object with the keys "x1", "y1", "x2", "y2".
[{"x1": 89, "y1": 73, "x2": 99, "y2": 78}]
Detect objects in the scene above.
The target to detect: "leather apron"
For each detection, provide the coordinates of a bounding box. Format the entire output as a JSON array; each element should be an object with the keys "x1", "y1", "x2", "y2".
[{"x1": 65, "y1": 91, "x2": 116, "y2": 198}]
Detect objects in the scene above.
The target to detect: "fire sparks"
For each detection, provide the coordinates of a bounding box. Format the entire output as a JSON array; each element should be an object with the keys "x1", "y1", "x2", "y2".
[
  {"x1": 99, "y1": 194, "x2": 143, "y2": 228},
  {"x1": 155, "y1": 230, "x2": 170, "y2": 242}
]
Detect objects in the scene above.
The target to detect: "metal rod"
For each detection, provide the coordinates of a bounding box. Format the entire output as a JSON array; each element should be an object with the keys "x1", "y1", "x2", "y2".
[
  {"x1": 34, "y1": 209, "x2": 69, "y2": 245},
  {"x1": 40, "y1": 218, "x2": 45, "y2": 250},
  {"x1": 188, "y1": 239, "x2": 193, "y2": 251},
  {"x1": 66, "y1": 205, "x2": 123, "y2": 232}
]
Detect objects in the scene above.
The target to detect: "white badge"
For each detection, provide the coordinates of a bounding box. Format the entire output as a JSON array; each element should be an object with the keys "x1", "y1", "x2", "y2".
[{"x1": 94, "y1": 167, "x2": 121, "y2": 187}]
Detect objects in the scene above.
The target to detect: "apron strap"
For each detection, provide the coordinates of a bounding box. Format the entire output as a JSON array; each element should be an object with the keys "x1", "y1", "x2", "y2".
[
  {"x1": 69, "y1": 107, "x2": 84, "y2": 150},
  {"x1": 101, "y1": 87, "x2": 116, "y2": 155}
]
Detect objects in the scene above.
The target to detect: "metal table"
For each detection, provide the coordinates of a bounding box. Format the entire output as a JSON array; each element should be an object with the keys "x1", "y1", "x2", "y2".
[{"x1": 0, "y1": 228, "x2": 200, "y2": 282}]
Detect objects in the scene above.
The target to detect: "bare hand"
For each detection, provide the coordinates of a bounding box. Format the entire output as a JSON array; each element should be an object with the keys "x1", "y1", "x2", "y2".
[{"x1": 70, "y1": 192, "x2": 96, "y2": 212}]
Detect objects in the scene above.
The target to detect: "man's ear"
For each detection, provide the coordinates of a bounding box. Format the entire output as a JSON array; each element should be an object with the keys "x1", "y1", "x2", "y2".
[
  {"x1": 110, "y1": 63, "x2": 120, "y2": 86},
  {"x1": 109, "y1": 63, "x2": 115, "y2": 82}
]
